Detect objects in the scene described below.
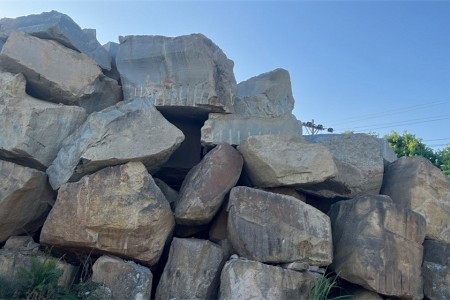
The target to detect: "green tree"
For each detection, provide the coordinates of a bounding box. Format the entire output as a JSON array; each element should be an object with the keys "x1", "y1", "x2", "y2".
[
  {"x1": 384, "y1": 131, "x2": 440, "y2": 168},
  {"x1": 436, "y1": 145, "x2": 450, "y2": 176}
]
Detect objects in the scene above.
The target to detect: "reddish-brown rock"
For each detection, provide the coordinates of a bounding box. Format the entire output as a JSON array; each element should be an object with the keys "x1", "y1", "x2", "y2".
[{"x1": 175, "y1": 144, "x2": 243, "y2": 225}]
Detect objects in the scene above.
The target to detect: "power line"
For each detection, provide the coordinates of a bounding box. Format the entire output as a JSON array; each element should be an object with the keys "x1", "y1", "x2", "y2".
[
  {"x1": 326, "y1": 98, "x2": 450, "y2": 126},
  {"x1": 337, "y1": 114, "x2": 450, "y2": 132},
  {"x1": 423, "y1": 137, "x2": 450, "y2": 142}
]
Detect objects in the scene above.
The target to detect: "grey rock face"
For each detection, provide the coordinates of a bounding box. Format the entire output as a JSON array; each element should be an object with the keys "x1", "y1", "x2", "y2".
[
  {"x1": 302, "y1": 134, "x2": 384, "y2": 199},
  {"x1": 41, "y1": 162, "x2": 175, "y2": 266},
  {"x1": 102, "y1": 41, "x2": 121, "y2": 81},
  {"x1": 175, "y1": 144, "x2": 243, "y2": 225},
  {"x1": 0, "y1": 31, "x2": 121, "y2": 112},
  {"x1": 0, "y1": 248, "x2": 78, "y2": 288},
  {"x1": 227, "y1": 186, "x2": 333, "y2": 265},
  {"x1": 0, "y1": 160, "x2": 53, "y2": 242},
  {"x1": 219, "y1": 258, "x2": 316, "y2": 300},
  {"x1": 381, "y1": 156, "x2": 450, "y2": 243},
  {"x1": 201, "y1": 112, "x2": 303, "y2": 146},
  {"x1": 0, "y1": 10, "x2": 111, "y2": 70},
  {"x1": 234, "y1": 68, "x2": 294, "y2": 117},
  {"x1": 156, "y1": 238, "x2": 224, "y2": 300},
  {"x1": 0, "y1": 71, "x2": 87, "y2": 170},
  {"x1": 422, "y1": 239, "x2": 450, "y2": 300},
  {"x1": 237, "y1": 135, "x2": 337, "y2": 188},
  {"x1": 328, "y1": 195, "x2": 426, "y2": 299},
  {"x1": 47, "y1": 97, "x2": 185, "y2": 190},
  {"x1": 92, "y1": 255, "x2": 153, "y2": 300},
  {"x1": 116, "y1": 34, "x2": 236, "y2": 118}
]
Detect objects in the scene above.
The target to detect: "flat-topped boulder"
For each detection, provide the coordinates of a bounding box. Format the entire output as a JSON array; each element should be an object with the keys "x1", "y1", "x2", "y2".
[
  {"x1": 156, "y1": 238, "x2": 224, "y2": 299},
  {"x1": 46, "y1": 97, "x2": 185, "y2": 190},
  {"x1": 0, "y1": 31, "x2": 121, "y2": 112},
  {"x1": 0, "y1": 10, "x2": 111, "y2": 70},
  {"x1": 301, "y1": 134, "x2": 385, "y2": 199},
  {"x1": 201, "y1": 112, "x2": 303, "y2": 146},
  {"x1": 234, "y1": 68, "x2": 294, "y2": 117},
  {"x1": 92, "y1": 255, "x2": 153, "y2": 300},
  {"x1": 0, "y1": 160, "x2": 53, "y2": 243},
  {"x1": 328, "y1": 195, "x2": 426, "y2": 299},
  {"x1": 227, "y1": 186, "x2": 333, "y2": 265},
  {"x1": 0, "y1": 71, "x2": 87, "y2": 170},
  {"x1": 219, "y1": 258, "x2": 316, "y2": 300},
  {"x1": 237, "y1": 135, "x2": 337, "y2": 187},
  {"x1": 116, "y1": 34, "x2": 236, "y2": 119},
  {"x1": 381, "y1": 156, "x2": 450, "y2": 243},
  {"x1": 41, "y1": 162, "x2": 175, "y2": 266}
]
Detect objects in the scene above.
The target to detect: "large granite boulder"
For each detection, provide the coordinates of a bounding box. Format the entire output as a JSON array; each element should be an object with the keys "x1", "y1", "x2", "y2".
[
  {"x1": 201, "y1": 112, "x2": 303, "y2": 146},
  {"x1": 46, "y1": 97, "x2": 185, "y2": 190},
  {"x1": 381, "y1": 156, "x2": 450, "y2": 243},
  {"x1": 301, "y1": 134, "x2": 385, "y2": 199},
  {"x1": 156, "y1": 238, "x2": 224, "y2": 299},
  {"x1": 0, "y1": 31, "x2": 121, "y2": 112},
  {"x1": 233, "y1": 68, "x2": 294, "y2": 117},
  {"x1": 175, "y1": 143, "x2": 243, "y2": 225},
  {"x1": 219, "y1": 258, "x2": 316, "y2": 300},
  {"x1": 237, "y1": 135, "x2": 337, "y2": 188},
  {"x1": 116, "y1": 34, "x2": 236, "y2": 119},
  {"x1": 41, "y1": 162, "x2": 175, "y2": 266},
  {"x1": 227, "y1": 186, "x2": 333, "y2": 265},
  {"x1": 0, "y1": 160, "x2": 53, "y2": 243},
  {"x1": 0, "y1": 10, "x2": 111, "y2": 70},
  {"x1": 0, "y1": 71, "x2": 87, "y2": 170},
  {"x1": 328, "y1": 195, "x2": 426, "y2": 299},
  {"x1": 92, "y1": 255, "x2": 153, "y2": 300},
  {"x1": 422, "y1": 239, "x2": 450, "y2": 300}
]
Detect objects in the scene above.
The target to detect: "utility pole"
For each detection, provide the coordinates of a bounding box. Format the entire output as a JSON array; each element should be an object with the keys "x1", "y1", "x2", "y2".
[{"x1": 302, "y1": 119, "x2": 333, "y2": 135}]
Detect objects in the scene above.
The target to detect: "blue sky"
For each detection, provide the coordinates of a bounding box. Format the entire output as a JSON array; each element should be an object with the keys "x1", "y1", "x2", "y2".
[{"x1": 2, "y1": 0, "x2": 450, "y2": 149}]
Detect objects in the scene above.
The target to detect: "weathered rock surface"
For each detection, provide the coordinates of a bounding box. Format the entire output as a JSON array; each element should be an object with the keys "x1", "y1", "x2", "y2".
[
  {"x1": 219, "y1": 258, "x2": 316, "y2": 300},
  {"x1": 0, "y1": 10, "x2": 111, "y2": 70},
  {"x1": 0, "y1": 31, "x2": 121, "y2": 112},
  {"x1": 175, "y1": 144, "x2": 243, "y2": 225},
  {"x1": 0, "y1": 160, "x2": 53, "y2": 243},
  {"x1": 3, "y1": 236, "x2": 40, "y2": 251},
  {"x1": 0, "y1": 247, "x2": 78, "y2": 287},
  {"x1": 381, "y1": 156, "x2": 450, "y2": 243},
  {"x1": 92, "y1": 255, "x2": 153, "y2": 300},
  {"x1": 116, "y1": 34, "x2": 236, "y2": 118},
  {"x1": 234, "y1": 68, "x2": 294, "y2": 117},
  {"x1": 201, "y1": 112, "x2": 303, "y2": 146},
  {"x1": 302, "y1": 134, "x2": 385, "y2": 199},
  {"x1": 46, "y1": 97, "x2": 185, "y2": 190},
  {"x1": 0, "y1": 71, "x2": 87, "y2": 170},
  {"x1": 328, "y1": 195, "x2": 426, "y2": 299},
  {"x1": 227, "y1": 186, "x2": 333, "y2": 265},
  {"x1": 156, "y1": 238, "x2": 224, "y2": 299},
  {"x1": 422, "y1": 239, "x2": 450, "y2": 300},
  {"x1": 238, "y1": 135, "x2": 337, "y2": 188},
  {"x1": 41, "y1": 162, "x2": 175, "y2": 266}
]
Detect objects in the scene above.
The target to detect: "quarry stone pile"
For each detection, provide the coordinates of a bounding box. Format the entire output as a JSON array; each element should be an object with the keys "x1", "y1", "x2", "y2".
[{"x1": 0, "y1": 10, "x2": 448, "y2": 300}]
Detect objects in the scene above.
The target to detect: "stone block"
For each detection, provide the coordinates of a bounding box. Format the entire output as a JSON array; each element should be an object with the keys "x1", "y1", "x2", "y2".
[{"x1": 41, "y1": 162, "x2": 175, "y2": 266}]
